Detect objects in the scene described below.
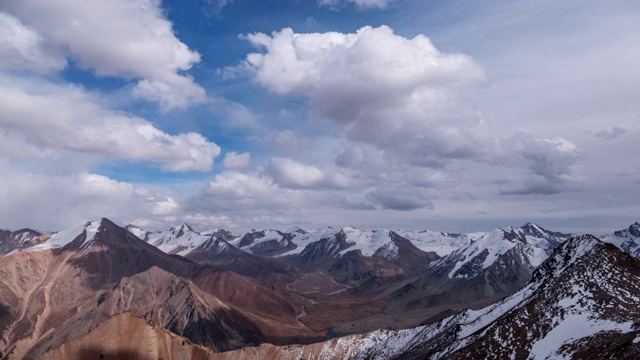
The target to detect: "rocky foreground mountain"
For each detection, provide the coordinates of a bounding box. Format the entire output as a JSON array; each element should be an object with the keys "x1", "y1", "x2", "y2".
[
  {"x1": 0, "y1": 219, "x2": 316, "y2": 359},
  {"x1": 0, "y1": 219, "x2": 638, "y2": 359},
  {"x1": 212, "y1": 234, "x2": 640, "y2": 359}
]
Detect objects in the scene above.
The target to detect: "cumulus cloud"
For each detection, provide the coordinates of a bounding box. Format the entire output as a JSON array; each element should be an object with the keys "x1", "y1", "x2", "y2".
[
  {"x1": 223, "y1": 151, "x2": 251, "y2": 169},
  {"x1": 0, "y1": 166, "x2": 165, "y2": 230},
  {"x1": 0, "y1": 12, "x2": 66, "y2": 73},
  {"x1": 197, "y1": 171, "x2": 300, "y2": 211},
  {"x1": 508, "y1": 132, "x2": 583, "y2": 184},
  {"x1": 272, "y1": 130, "x2": 310, "y2": 153},
  {"x1": 268, "y1": 157, "x2": 352, "y2": 190},
  {"x1": 1, "y1": 0, "x2": 205, "y2": 109},
  {"x1": 230, "y1": 25, "x2": 589, "y2": 204},
  {"x1": 318, "y1": 0, "x2": 393, "y2": 10},
  {"x1": 234, "y1": 25, "x2": 495, "y2": 164},
  {"x1": 0, "y1": 75, "x2": 220, "y2": 171}
]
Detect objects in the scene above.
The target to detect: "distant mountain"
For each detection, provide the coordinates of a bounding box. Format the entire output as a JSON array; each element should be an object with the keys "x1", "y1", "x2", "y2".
[
  {"x1": 0, "y1": 228, "x2": 49, "y2": 256},
  {"x1": 429, "y1": 222, "x2": 573, "y2": 281},
  {"x1": 3, "y1": 218, "x2": 620, "y2": 358},
  {"x1": 230, "y1": 229, "x2": 296, "y2": 257},
  {"x1": 603, "y1": 221, "x2": 640, "y2": 258},
  {"x1": 132, "y1": 224, "x2": 296, "y2": 283},
  {"x1": 214, "y1": 234, "x2": 640, "y2": 359},
  {"x1": 121, "y1": 221, "x2": 577, "y2": 339}
]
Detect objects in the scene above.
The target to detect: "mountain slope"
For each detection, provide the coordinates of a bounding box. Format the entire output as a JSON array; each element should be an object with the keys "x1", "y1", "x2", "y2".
[
  {"x1": 0, "y1": 219, "x2": 207, "y2": 358},
  {"x1": 603, "y1": 221, "x2": 640, "y2": 258},
  {"x1": 213, "y1": 234, "x2": 640, "y2": 359},
  {"x1": 38, "y1": 311, "x2": 213, "y2": 360},
  {"x1": 0, "y1": 228, "x2": 49, "y2": 256}
]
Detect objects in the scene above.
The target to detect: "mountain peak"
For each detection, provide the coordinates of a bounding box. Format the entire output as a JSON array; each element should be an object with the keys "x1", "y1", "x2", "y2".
[
  {"x1": 169, "y1": 223, "x2": 195, "y2": 237},
  {"x1": 629, "y1": 222, "x2": 640, "y2": 237},
  {"x1": 532, "y1": 234, "x2": 601, "y2": 281}
]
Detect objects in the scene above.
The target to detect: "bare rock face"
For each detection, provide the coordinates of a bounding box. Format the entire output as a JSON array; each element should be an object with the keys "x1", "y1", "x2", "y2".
[
  {"x1": 26, "y1": 266, "x2": 265, "y2": 356},
  {"x1": 38, "y1": 312, "x2": 213, "y2": 360}
]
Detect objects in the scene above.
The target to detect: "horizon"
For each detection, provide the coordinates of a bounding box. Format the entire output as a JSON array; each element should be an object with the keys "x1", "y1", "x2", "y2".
[
  {"x1": 1, "y1": 1, "x2": 639, "y2": 236},
  {"x1": 4, "y1": 215, "x2": 637, "y2": 239}
]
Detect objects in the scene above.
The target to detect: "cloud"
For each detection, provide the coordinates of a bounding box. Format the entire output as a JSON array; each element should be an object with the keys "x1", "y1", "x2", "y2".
[
  {"x1": 0, "y1": 162, "x2": 241, "y2": 231},
  {"x1": 1, "y1": 0, "x2": 205, "y2": 109},
  {"x1": 223, "y1": 151, "x2": 251, "y2": 169},
  {"x1": 204, "y1": 0, "x2": 234, "y2": 14},
  {"x1": 0, "y1": 75, "x2": 220, "y2": 172},
  {"x1": 197, "y1": 171, "x2": 299, "y2": 211},
  {"x1": 507, "y1": 132, "x2": 583, "y2": 184},
  {"x1": 234, "y1": 25, "x2": 496, "y2": 164},
  {"x1": 500, "y1": 183, "x2": 564, "y2": 196},
  {"x1": 268, "y1": 157, "x2": 352, "y2": 190},
  {"x1": 0, "y1": 12, "x2": 66, "y2": 73},
  {"x1": 150, "y1": 196, "x2": 180, "y2": 217},
  {"x1": 0, "y1": 166, "x2": 164, "y2": 230},
  {"x1": 317, "y1": 0, "x2": 393, "y2": 10},
  {"x1": 367, "y1": 186, "x2": 434, "y2": 211},
  {"x1": 180, "y1": 213, "x2": 236, "y2": 230},
  {"x1": 595, "y1": 126, "x2": 627, "y2": 141},
  {"x1": 272, "y1": 130, "x2": 310, "y2": 154}
]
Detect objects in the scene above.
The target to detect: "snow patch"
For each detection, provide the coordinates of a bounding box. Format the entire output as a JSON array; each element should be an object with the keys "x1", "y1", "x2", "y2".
[
  {"x1": 27, "y1": 221, "x2": 100, "y2": 251},
  {"x1": 529, "y1": 313, "x2": 633, "y2": 359}
]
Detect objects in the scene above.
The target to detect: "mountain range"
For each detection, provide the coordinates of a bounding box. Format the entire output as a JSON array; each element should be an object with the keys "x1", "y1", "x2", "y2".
[{"x1": 1, "y1": 219, "x2": 639, "y2": 359}]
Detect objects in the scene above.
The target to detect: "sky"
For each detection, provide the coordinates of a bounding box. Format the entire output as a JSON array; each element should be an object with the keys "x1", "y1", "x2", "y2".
[{"x1": 0, "y1": 0, "x2": 639, "y2": 235}]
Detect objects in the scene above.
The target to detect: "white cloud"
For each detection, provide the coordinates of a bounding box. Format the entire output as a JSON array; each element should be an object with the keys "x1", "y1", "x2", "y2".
[
  {"x1": 0, "y1": 12, "x2": 66, "y2": 73},
  {"x1": 268, "y1": 157, "x2": 352, "y2": 190},
  {"x1": 234, "y1": 25, "x2": 587, "y2": 200},
  {"x1": 223, "y1": 151, "x2": 251, "y2": 169},
  {"x1": 318, "y1": 0, "x2": 392, "y2": 10},
  {"x1": 235, "y1": 26, "x2": 495, "y2": 164},
  {"x1": 151, "y1": 196, "x2": 180, "y2": 217},
  {"x1": 508, "y1": 133, "x2": 583, "y2": 184},
  {"x1": 198, "y1": 171, "x2": 299, "y2": 211},
  {"x1": 0, "y1": 75, "x2": 220, "y2": 172},
  {"x1": 1, "y1": 0, "x2": 205, "y2": 109},
  {"x1": 0, "y1": 167, "x2": 159, "y2": 230},
  {"x1": 204, "y1": 0, "x2": 235, "y2": 14},
  {"x1": 273, "y1": 130, "x2": 309, "y2": 153},
  {"x1": 76, "y1": 173, "x2": 135, "y2": 197},
  {"x1": 181, "y1": 213, "x2": 236, "y2": 230},
  {"x1": 132, "y1": 76, "x2": 206, "y2": 111}
]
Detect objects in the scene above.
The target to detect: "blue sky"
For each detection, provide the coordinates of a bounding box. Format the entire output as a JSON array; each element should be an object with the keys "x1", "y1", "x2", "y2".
[{"x1": 1, "y1": 0, "x2": 639, "y2": 234}]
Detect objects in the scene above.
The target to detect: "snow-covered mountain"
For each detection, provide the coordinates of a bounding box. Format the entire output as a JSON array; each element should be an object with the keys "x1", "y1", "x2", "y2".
[
  {"x1": 0, "y1": 228, "x2": 49, "y2": 255},
  {"x1": 426, "y1": 223, "x2": 573, "y2": 279},
  {"x1": 229, "y1": 228, "x2": 297, "y2": 256},
  {"x1": 218, "y1": 234, "x2": 640, "y2": 359},
  {"x1": 145, "y1": 223, "x2": 220, "y2": 256},
  {"x1": 5, "y1": 218, "x2": 640, "y2": 358},
  {"x1": 603, "y1": 221, "x2": 640, "y2": 258}
]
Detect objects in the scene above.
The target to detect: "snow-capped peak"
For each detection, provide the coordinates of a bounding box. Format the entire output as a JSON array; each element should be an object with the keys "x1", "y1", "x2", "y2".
[
  {"x1": 26, "y1": 220, "x2": 101, "y2": 252},
  {"x1": 124, "y1": 224, "x2": 148, "y2": 240},
  {"x1": 445, "y1": 228, "x2": 520, "y2": 278},
  {"x1": 602, "y1": 221, "x2": 640, "y2": 259},
  {"x1": 146, "y1": 224, "x2": 212, "y2": 256},
  {"x1": 338, "y1": 227, "x2": 392, "y2": 257}
]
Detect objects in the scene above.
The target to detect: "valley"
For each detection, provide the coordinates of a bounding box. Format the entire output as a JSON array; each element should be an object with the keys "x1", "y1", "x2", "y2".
[{"x1": 0, "y1": 219, "x2": 639, "y2": 359}]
